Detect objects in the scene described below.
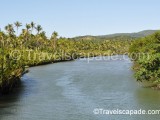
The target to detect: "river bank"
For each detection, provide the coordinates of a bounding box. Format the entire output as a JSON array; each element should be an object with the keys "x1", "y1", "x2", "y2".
[
  {"x1": 0, "y1": 58, "x2": 75, "y2": 95},
  {"x1": 2, "y1": 53, "x2": 160, "y2": 95},
  {"x1": 0, "y1": 68, "x2": 23, "y2": 94},
  {"x1": 0, "y1": 22, "x2": 130, "y2": 95},
  {"x1": 0, "y1": 52, "x2": 102, "y2": 95}
]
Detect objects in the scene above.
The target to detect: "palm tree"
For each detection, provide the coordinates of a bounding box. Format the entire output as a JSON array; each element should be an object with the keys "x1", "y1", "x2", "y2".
[
  {"x1": 53, "y1": 31, "x2": 58, "y2": 38},
  {"x1": 21, "y1": 29, "x2": 27, "y2": 36},
  {"x1": 5, "y1": 24, "x2": 15, "y2": 35},
  {"x1": 39, "y1": 31, "x2": 47, "y2": 39},
  {"x1": 30, "y1": 21, "x2": 35, "y2": 34},
  {"x1": 36, "y1": 25, "x2": 42, "y2": 34},
  {"x1": 51, "y1": 31, "x2": 58, "y2": 50},
  {"x1": 14, "y1": 21, "x2": 22, "y2": 35},
  {"x1": 25, "y1": 24, "x2": 31, "y2": 33}
]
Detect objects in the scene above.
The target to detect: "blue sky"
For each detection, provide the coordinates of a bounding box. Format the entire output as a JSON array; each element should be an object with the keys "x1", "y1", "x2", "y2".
[{"x1": 0, "y1": 0, "x2": 160, "y2": 37}]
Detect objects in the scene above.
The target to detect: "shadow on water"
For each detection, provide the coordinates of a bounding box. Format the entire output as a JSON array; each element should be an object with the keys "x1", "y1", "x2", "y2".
[{"x1": 0, "y1": 79, "x2": 25, "y2": 119}]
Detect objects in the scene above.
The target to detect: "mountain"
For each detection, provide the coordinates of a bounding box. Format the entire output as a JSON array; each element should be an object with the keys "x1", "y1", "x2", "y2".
[
  {"x1": 72, "y1": 30, "x2": 159, "y2": 41},
  {"x1": 97, "y1": 30, "x2": 158, "y2": 38}
]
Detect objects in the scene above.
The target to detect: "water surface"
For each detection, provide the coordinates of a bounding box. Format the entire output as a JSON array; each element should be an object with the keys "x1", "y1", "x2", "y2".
[{"x1": 0, "y1": 56, "x2": 160, "y2": 120}]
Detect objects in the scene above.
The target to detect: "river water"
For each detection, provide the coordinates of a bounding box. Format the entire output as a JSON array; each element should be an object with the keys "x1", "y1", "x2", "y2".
[{"x1": 0, "y1": 55, "x2": 160, "y2": 120}]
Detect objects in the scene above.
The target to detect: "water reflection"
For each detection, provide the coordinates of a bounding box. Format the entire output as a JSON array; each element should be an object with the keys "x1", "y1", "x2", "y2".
[
  {"x1": 135, "y1": 87, "x2": 160, "y2": 108},
  {"x1": 0, "y1": 80, "x2": 24, "y2": 118}
]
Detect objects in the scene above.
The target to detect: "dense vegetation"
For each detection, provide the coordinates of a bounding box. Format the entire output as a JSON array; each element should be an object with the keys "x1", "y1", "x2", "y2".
[
  {"x1": 1, "y1": 21, "x2": 157, "y2": 93},
  {"x1": 129, "y1": 31, "x2": 160, "y2": 88},
  {"x1": 0, "y1": 22, "x2": 132, "y2": 94}
]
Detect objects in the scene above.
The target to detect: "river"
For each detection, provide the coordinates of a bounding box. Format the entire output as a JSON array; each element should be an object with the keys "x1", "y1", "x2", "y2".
[{"x1": 0, "y1": 55, "x2": 160, "y2": 120}]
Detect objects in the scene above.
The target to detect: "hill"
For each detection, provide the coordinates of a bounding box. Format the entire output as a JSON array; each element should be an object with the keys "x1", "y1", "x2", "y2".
[{"x1": 72, "y1": 30, "x2": 158, "y2": 41}]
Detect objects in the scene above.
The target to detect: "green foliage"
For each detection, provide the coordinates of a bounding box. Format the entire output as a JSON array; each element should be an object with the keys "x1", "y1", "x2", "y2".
[
  {"x1": 129, "y1": 31, "x2": 160, "y2": 83},
  {"x1": 0, "y1": 22, "x2": 133, "y2": 93}
]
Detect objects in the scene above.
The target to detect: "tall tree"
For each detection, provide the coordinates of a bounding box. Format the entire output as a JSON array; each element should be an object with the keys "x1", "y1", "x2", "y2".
[
  {"x1": 5, "y1": 24, "x2": 15, "y2": 35},
  {"x1": 36, "y1": 25, "x2": 42, "y2": 34},
  {"x1": 14, "y1": 21, "x2": 22, "y2": 35},
  {"x1": 51, "y1": 31, "x2": 58, "y2": 50},
  {"x1": 39, "y1": 31, "x2": 47, "y2": 39},
  {"x1": 30, "y1": 22, "x2": 35, "y2": 34},
  {"x1": 26, "y1": 24, "x2": 31, "y2": 33}
]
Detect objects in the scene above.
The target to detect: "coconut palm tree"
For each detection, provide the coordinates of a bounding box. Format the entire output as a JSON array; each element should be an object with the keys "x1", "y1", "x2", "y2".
[
  {"x1": 25, "y1": 24, "x2": 31, "y2": 33},
  {"x1": 39, "y1": 31, "x2": 47, "y2": 39},
  {"x1": 36, "y1": 25, "x2": 42, "y2": 34},
  {"x1": 5, "y1": 24, "x2": 15, "y2": 35},
  {"x1": 14, "y1": 21, "x2": 22, "y2": 35},
  {"x1": 51, "y1": 31, "x2": 58, "y2": 50},
  {"x1": 30, "y1": 21, "x2": 35, "y2": 34},
  {"x1": 53, "y1": 31, "x2": 58, "y2": 38}
]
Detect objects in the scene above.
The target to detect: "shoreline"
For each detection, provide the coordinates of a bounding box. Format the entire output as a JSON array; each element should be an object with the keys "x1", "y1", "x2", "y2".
[
  {"x1": 1, "y1": 54, "x2": 159, "y2": 95},
  {"x1": 0, "y1": 59, "x2": 74, "y2": 95},
  {"x1": 0, "y1": 54, "x2": 105, "y2": 95}
]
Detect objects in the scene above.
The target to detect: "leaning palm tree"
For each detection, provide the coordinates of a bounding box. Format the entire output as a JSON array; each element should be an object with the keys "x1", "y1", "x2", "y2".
[
  {"x1": 30, "y1": 21, "x2": 35, "y2": 34},
  {"x1": 14, "y1": 21, "x2": 22, "y2": 35},
  {"x1": 36, "y1": 25, "x2": 42, "y2": 34}
]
